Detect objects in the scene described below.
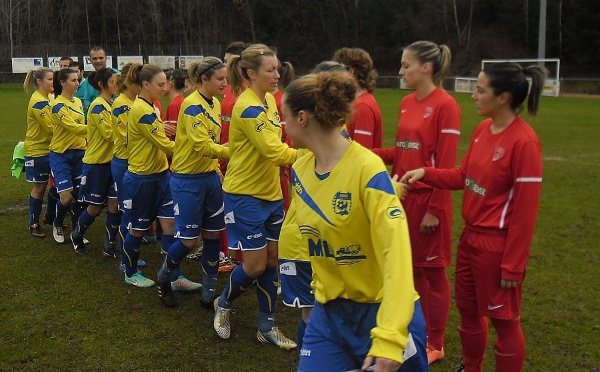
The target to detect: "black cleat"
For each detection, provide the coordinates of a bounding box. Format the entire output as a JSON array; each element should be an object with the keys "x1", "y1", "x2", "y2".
[
  {"x1": 157, "y1": 280, "x2": 177, "y2": 308},
  {"x1": 70, "y1": 232, "x2": 88, "y2": 256}
]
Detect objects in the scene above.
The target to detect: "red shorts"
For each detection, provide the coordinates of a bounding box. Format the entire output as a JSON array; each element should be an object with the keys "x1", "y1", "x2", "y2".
[
  {"x1": 403, "y1": 189, "x2": 452, "y2": 267},
  {"x1": 455, "y1": 225, "x2": 522, "y2": 319}
]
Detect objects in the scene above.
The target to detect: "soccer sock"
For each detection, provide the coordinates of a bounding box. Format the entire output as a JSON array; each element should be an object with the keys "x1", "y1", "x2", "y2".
[
  {"x1": 413, "y1": 266, "x2": 429, "y2": 324},
  {"x1": 70, "y1": 201, "x2": 85, "y2": 231},
  {"x1": 257, "y1": 266, "x2": 278, "y2": 333},
  {"x1": 45, "y1": 186, "x2": 58, "y2": 221},
  {"x1": 105, "y1": 211, "x2": 121, "y2": 243},
  {"x1": 424, "y1": 267, "x2": 451, "y2": 350},
  {"x1": 457, "y1": 298, "x2": 489, "y2": 372},
  {"x1": 166, "y1": 239, "x2": 191, "y2": 268},
  {"x1": 123, "y1": 233, "x2": 142, "y2": 277},
  {"x1": 491, "y1": 317, "x2": 525, "y2": 372},
  {"x1": 54, "y1": 200, "x2": 68, "y2": 227},
  {"x1": 219, "y1": 229, "x2": 229, "y2": 255},
  {"x1": 75, "y1": 209, "x2": 96, "y2": 237},
  {"x1": 118, "y1": 219, "x2": 128, "y2": 258},
  {"x1": 218, "y1": 264, "x2": 254, "y2": 309},
  {"x1": 297, "y1": 318, "x2": 307, "y2": 350},
  {"x1": 201, "y1": 238, "x2": 220, "y2": 301},
  {"x1": 29, "y1": 196, "x2": 43, "y2": 226},
  {"x1": 160, "y1": 234, "x2": 182, "y2": 280}
]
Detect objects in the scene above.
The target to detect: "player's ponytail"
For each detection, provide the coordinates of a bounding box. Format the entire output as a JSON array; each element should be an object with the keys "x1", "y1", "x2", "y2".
[
  {"x1": 228, "y1": 43, "x2": 276, "y2": 97},
  {"x1": 278, "y1": 61, "x2": 295, "y2": 88},
  {"x1": 332, "y1": 47, "x2": 377, "y2": 93},
  {"x1": 89, "y1": 67, "x2": 115, "y2": 92},
  {"x1": 405, "y1": 41, "x2": 452, "y2": 87},
  {"x1": 23, "y1": 67, "x2": 53, "y2": 94}
]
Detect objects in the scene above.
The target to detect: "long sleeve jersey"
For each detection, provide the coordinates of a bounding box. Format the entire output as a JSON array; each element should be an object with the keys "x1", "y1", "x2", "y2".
[
  {"x1": 111, "y1": 93, "x2": 133, "y2": 160},
  {"x1": 50, "y1": 95, "x2": 87, "y2": 153},
  {"x1": 24, "y1": 91, "x2": 53, "y2": 157},
  {"x1": 423, "y1": 117, "x2": 543, "y2": 281},
  {"x1": 347, "y1": 92, "x2": 383, "y2": 149},
  {"x1": 127, "y1": 97, "x2": 174, "y2": 175},
  {"x1": 292, "y1": 141, "x2": 419, "y2": 363},
  {"x1": 83, "y1": 96, "x2": 113, "y2": 164},
  {"x1": 222, "y1": 89, "x2": 296, "y2": 201},
  {"x1": 171, "y1": 91, "x2": 229, "y2": 174}
]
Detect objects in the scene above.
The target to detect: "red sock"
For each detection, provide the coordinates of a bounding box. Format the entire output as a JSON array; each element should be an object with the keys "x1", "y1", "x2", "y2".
[
  {"x1": 424, "y1": 267, "x2": 450, "y2": 350},
  {"x1": 413, "y1": 267, "x2": 429, "y2": 323},
  {"x1": 491, "y1": 317, "x2": 525, "y2": 372},
  {"x1": 146, "y1": 224, "x2": 155, "y2": 235},
  {"x1": 457, "y1": 298, "x2": 488, "y2": 372},
  {"x1": 219, "y1": 229, "x2": 229, "y2": 255}
]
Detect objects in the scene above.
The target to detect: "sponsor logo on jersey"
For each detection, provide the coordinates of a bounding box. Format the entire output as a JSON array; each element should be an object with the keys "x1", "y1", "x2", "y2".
[
  {"x1": 465, "y1": 177, "x2": 486, "y2": 196},
  {"x1": 423, "y1": 106, "x2": 433, "y2": 119},
  {"x1": 332, "y1": 192, "x2": 352, "y2": 216},
  {"x1": 335, "y1": 244, "x2": 366, "y2": 265},
  {"x1": 387, "y1": 206, "x2": 405, "y2": 219},
  {"x1": 255, "y1": 121, "x2": 266, "y2": 132},
  {"x1": 279, "y1": 261, "x2": 297, "y2": 275},
  {"x1": 493, "y1": 146, "x2": 505, "y2": 161},
  {"x1": 396, "y1": 137, "x2": 421, "y2": 151},
  {"x1": 221, "y1": 114, "x2": 231, "y2": 123}
]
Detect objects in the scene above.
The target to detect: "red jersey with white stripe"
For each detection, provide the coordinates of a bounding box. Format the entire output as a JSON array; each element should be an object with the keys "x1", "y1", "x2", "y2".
[
  {"x1": 373, "y1": 88, "x2": 461, "y2": 216},
  {"x1": 347, "y1": 91, "x2": 383, "y2": 149},
  {"x1": 423, "y1": 116, "x2": 543, "y2": 280}
]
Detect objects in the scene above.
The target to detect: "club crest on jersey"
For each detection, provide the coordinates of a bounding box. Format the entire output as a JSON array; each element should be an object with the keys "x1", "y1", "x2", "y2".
[
  {"x1": 423, "y1": 106, "x2": 433, "y2": 118},
  {"x1": 332, "y1": 192, "x2": 352, "y2": 216},
  {"x1": 387, "y1": 206, "x2": 405, "y2": 219},
  {"x1": 396, "y1": 137, "x2": 421, "y2": 151},
  {"x1": 465, "y1": 177, "x2": 486, "y2": 196},
  {"x1": 493, "y1": 146, "x2": 505, "y2": 161}
]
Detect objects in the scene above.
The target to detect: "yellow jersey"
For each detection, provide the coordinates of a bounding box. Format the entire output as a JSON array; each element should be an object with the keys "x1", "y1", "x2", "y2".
[
  {"x1": 50, "y1": 95, "x2": 86, "y2": 153},
  {"x1": 83, "y1": 96, "x2": 113, "y2": 164},
  {"x1": 111, "y1": 93, "x2": 133, "y2": 160},
  {"x1": 24, "y1": 91, "x2": 53, "y2": 157}
]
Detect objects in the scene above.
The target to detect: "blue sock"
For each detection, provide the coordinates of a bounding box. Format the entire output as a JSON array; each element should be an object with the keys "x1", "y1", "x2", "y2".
[
  {"x1": 202, "y1": 238, "x2": 220, "y2": 301},
  {"x1": 29, "y1": 196, "x2": 43, "y2": 225},
  {"x1": 297, "y1": 318, "x2": 307, "y2": 350},
  {"x1": 257, "y1": 266, "x2": 278, "y2": 332},
  {"x1": 160, "y1": 234, "x2": 183, "y2": 280},
  {"x1": 45, "y1": 186, "x2": 58, "y2": 221},
  {"x1": 55, "y1": 200, "x2": 68, "y2": 227},
  {"x1": 123, "y1": 233, "x2": 142, "y2": 277},
  {"x1": 75, "y1": 209, "x2": 96, "y2": 237},
  {"x1": 70, "y1": 201, "x2": 85, "y2": 231},
  {"x1": 119, "y1": 221, "x2": 128, "y2": 262},
  {"x1": 218, "y1": 264, "x2": 255, "y2": 309},
  {"x1": 105, "y1": 211, "x2": 121, "y2": 243},
  {"x1": 166, "y1": 239, "x2": 192, "y2": 268}
]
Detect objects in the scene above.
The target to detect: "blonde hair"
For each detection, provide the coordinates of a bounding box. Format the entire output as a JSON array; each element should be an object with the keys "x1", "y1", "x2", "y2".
[
  {"x1": 126, "y1": 63, "x2": 164, "y2": 86},
  {"x1": 227, "y1": 43, "x2": 276, "y2": 96},
  {"x1": 405, "y1": 41, "x2": 452, "y2": 87},
  {"x1": 23, "y1": 67, "x2": 53, "y2": 94},
  {"x1": 188, "y1": 57, "x2": 225, "y2": 87}
]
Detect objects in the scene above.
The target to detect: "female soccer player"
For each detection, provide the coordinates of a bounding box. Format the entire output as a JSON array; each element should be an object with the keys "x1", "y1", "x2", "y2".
[
  {"x1": 212, "y1": 44, "x2": 297, "y2": 349},
  {"x1": 162, "y1": 68, "x2": 186, "y2": 140},
  {"x1": 70, "y1": 68, "x2": 119, "y2": 256},
  {"x1": 156, "y1": 57, "x2": 230, "y2": 308},
  {"x1": 49, "y1": 69, "x2": 87, "y2": 245},
  {"x1": 372, "y1": 40, "x2": 461, "y2": 364},
  {"x1": 120, "y1": 63, "x2": 174, "y2": 288},
  {"x1": 282, "y1": 71, "x2": 427, "y2": 371},
  {"x1": 23, "y1": 67, "x2": 55, "y2": 238},
  {"x1": 332, "y1": 47, "x2": 383, "y2": 149},
  {"x1": 401, "y1": 62, "x2": 545, "y2": 372}
]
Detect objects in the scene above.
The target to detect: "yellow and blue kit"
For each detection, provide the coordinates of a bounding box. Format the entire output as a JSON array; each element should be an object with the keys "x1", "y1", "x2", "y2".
[
  {"x1": 171, "y1": 90, "x2": 229, "y2": 174},
  {"x1": 83, "y1": 97, "x2": 113, "y2": 164},
  {"x1": 25, "y1": 91, "x2": 53, "y2": 158},
  {"x1": 111, "y1": 93, "x2": 132, "y2": 161},
  {"x1": 127, "y1": 97, "x2": 174, "y2": 175},
  {"x1": 50, "y1": 95, "x2": 86, "y2": 153},
  {"x1": 291, "y1": 141, "x2": 426, "y2": 368},
  {"x1": 222, "y1": 89, "x2": 296, "y2": 201}
]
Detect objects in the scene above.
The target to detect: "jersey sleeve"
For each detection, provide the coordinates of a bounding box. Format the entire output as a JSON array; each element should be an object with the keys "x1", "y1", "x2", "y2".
[
  {"x1": 180, "y1": 105, "x2": 230, "y2": 160},
  {"x1": 31, "y1": 100, "x2": 53, "y2": 135},
  {"x1": 363, "y1": 170, "x2": 417, "y2": 363},
  {"x1": 502, "y1": 140, "x2": 543, "y2": 281},
  {"x1": 52, "y1": 103, "x2": 87, "y2": 137},
  {"x1": 137, "y1": 112, "x2": 175, "y2": 157},
  {"x1": 240, "y1": 108, "x2": 297, "y2": 167},
  {"x1": 427, "y1": 100, "x2": 461, "y2": 217},
  {"x1": 350, "y1": 102, "x2": 377, "y2": 149},
  {"x1": 89, "y1": 104, "x2": 113, "y2": 140}
]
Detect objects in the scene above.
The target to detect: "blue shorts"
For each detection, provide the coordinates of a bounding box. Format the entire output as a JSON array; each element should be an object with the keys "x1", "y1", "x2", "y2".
[
  {"x1": 78, "y1": 162, "x2": 117, "y2": 204},
  {"x1": 171, "y1": 172, "x2": 225, "y2": 239},
  {"x1": 49, "y1": 149, "x2": 84, "y2": 193},
  {"x1": 25, "y1": 155, "x2": 50, "y2": 183},
  {"x1": 111, "y1": 157, "x2": 128, "y2": 209},
  {"x1": 122, "y1": 170, "x2": 174, "y2": 231},
  {"x1": 223, "y1": 193, "x2": 284, "y2": 251},
  {"x1": 298, "y1": 299, "x2": 427, "y2": 372},
  {"x1": 280, "y1": 259, "x2": 314, "y2": 308}
]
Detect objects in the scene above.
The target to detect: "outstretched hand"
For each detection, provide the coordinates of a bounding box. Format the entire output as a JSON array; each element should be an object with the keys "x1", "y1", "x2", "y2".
[
  {"x1": 399, "y1": 168, "x2": 425, "y2": 185},
  {"x1": 391, "y1": 174, "x2": 407, "y2": 201}
]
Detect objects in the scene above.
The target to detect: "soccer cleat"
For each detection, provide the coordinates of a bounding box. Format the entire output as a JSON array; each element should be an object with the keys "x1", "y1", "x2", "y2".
[
  {"x1": 213, "y1": 298, "x2": 232, "y2": 339},
  {"x1": 120, "y1": 259, "x2": 147, "y2": 272},
  {"x1": 103, "y1": 237, "x2": 119, "y2": 259},
  {"x1": 186, "y1": 246, "x2": 203, "y2": 260},
  {"x1": 83, "y1": 237, "x2": 90, "y2": 244},
  {"x1": 124, "y1": 272, "x2": 155, "y2": 288},
  {"x1": 218, "y1": 256, "x2": 238, "y2": 273},
  {"x1": 70, "y1": 232, "x2": 88, "y2": 256},
  {"x1": 30, "y1": 223, "x2": 46, "y2": 238},
  {"x1": 200, "y1": 289, "x2": 216, "y2": 309},
  {"x1": 52, "y1": 223, "x2": 65, "y2": 244},
  {"x1": 157, "y1": 280, "x2": 177, "y2": 307},
  {"x1": 456, "y1": 364, "x2": 465, "y2": 372},
  {"x1": 257, "y1": 327, "x2": 297, "y2": 350},
  {"x1": 426, "y1": 345, "x2": 445, "y2": 365},
  {"x1": 171, "y1": 276, "x2": 202, "y2": 292}
]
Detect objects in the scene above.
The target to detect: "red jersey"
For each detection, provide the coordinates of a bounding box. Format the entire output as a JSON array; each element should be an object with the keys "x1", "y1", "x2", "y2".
[
  {"x1": 162, "y1": 94, "x2": 184, "y2": 140},
  {"x1": 423, "y1": 116, "x2": 543, "y2": 281},
  {"x1": 347, "y1": 92, "x2": 383, "y2": 149},
  {"x1": 373, "y1": 88, "x2": 461, "y2": 217}
]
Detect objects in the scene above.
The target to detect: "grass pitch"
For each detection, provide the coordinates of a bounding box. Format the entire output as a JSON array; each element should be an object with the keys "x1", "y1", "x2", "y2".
[{"x1": 0, "y1": 84, "x2": 598, "y2": 371}]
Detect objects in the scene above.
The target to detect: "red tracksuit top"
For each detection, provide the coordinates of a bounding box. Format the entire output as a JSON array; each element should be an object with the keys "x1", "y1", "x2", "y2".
[
  {"x1": 423, "y1": 116, "x2": 543, "y2": 281},
  {"x1": 348, "y1": 91, "x2": 383, "y2": 149}
]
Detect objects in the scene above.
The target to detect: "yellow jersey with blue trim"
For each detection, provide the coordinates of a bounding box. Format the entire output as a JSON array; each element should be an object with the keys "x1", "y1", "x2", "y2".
[
  {"x1": 222, "y1": 89, "x2": 296, "y2": 201},
  {"x1": 171, "y1": 91, "x2": 229, "y2": 174},
  {"x1": 83, "y1": 96, "x2": 113, "y2": 164},
  {"x1": 50, "y1": 95, "x2": 87, "y2": 153},
  {"x1": 127, "y1": 96, "x2": 174, "y2": 175},
  {"x1": 291, "y1": 140, "x2": 419, "y2": 361},
  {"x1": 24, "y1": 91, "x2": 53, "y2": 157},
  {"x1": 111, "y1": 93, "x2": 132, "y2": 160}
]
